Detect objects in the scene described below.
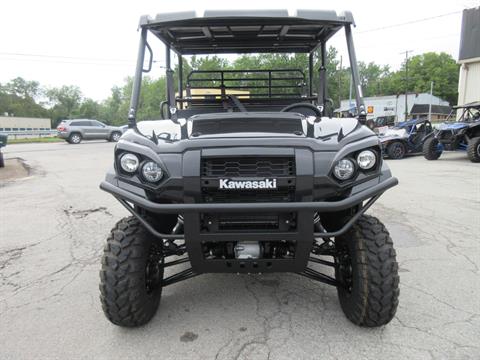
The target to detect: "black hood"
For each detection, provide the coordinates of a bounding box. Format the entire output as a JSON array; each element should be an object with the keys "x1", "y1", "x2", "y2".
[{"x1": 125, "y1": 113, "x2": 372, "y2": 154}]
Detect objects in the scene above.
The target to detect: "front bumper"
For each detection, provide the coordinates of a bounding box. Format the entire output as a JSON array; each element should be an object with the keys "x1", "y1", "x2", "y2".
[
  {"x1": 57, "y1": 131, "x2": 68, "y2": 139},
  {"x1": 100, "y1": 176, "x2": 397, "y2": 274},
  {"x1": 100, "y1": 176, "x2": 397, "y2": 215}
]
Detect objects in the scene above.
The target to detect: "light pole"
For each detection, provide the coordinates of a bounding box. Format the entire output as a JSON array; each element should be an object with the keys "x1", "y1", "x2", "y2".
[
  {"x1": 401, "y1": 50, "x2": 413, "y2": 121},
  {"x1": 428, "y1": 81, "x2": 434, "y2": 122}
]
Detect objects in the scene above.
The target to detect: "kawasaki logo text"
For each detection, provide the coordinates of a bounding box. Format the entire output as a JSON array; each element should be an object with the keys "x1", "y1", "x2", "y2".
[{"x1": 219, "y1": 178, "x2": 277, "y2": 190}]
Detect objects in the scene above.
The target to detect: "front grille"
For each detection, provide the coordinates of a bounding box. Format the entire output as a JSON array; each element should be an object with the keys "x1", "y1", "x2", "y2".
[
  {"x1": 202, "y1": 157, "x2": 295, "y2": 177},
  {"x1": 201, "y1": 212, "x2": 296, "y2": 232},
  {"x1": 218, "y1": 214, "x2": 280, "y2": 231},
  {"x1": 203, "y1": 189, "x2": 294, "y2": 203}
]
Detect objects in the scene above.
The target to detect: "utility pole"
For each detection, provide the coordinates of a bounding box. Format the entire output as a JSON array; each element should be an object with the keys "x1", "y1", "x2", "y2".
[
  {"x1": 428, "y1": 81, "x2": 434, "y2": 122},
  {"x1": 400, "y1": 50, "x2": 413, "y2": 121}
]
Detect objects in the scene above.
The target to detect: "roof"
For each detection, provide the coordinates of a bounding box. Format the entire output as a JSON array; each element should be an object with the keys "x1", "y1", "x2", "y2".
[
  {"x1": 459, "y1": 7, "x2": 480, "y2": 61},
  {"x1": 409, "y1": 104, "x2": 451, "y2": 115},
  {"x1": 139, "y1": 9, "x2": 355, "y2": 54},
  {"x1": 453, "y1": 101, "x2": 480, "y2": 109}
]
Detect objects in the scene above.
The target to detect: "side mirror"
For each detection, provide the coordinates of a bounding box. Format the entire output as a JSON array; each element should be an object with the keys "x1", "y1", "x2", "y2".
[{"x1": 143, "y1": 42, "x2": 153, "y2": 73}]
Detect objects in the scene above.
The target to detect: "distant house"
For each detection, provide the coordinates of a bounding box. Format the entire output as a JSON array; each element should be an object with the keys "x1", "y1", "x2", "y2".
[
  {"x1": 409, "y1": 104, "x2": 451, "y2": 122},
  {"x1": 335, "y1": 93, "x2": 450, "y2": 123},
  {"x1": 457, "y1": 7, "x2": 480, "y2": 112}
]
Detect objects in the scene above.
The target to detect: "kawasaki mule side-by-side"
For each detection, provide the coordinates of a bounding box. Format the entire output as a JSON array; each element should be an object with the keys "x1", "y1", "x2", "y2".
[{"x1": 99, "y1": 10, "x2": 399, "y2": 328}]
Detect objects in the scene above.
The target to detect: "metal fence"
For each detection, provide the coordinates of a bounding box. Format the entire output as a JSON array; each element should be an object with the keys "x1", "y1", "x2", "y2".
[{"x1": 0, "y1": 130, "x2": 57, "y2": 139}]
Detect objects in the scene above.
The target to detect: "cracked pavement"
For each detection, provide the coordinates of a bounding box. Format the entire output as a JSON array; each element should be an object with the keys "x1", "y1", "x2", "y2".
[{"x1": 0, "y1": 141, "x2": 479, "y2": 359}]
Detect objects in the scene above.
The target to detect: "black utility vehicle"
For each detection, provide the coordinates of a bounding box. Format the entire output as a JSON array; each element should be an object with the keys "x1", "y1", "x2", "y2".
[
  {"x1": 423, "y1": 102, "x2": 480, "y2": 162},
  {"x1": 99, "y1": 10, "x2": 399, "y2": 328}
]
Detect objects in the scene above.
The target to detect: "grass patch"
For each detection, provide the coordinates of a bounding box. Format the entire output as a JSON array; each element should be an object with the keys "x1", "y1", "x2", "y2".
[{"x1": 8, "y1": 137, "x2": 64, "y2": 144}]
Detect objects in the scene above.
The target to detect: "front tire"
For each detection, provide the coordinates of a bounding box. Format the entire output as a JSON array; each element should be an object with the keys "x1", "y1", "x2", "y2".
[
  {"x1": 423, "y1": 137, "x2": 442, "y2": 160},
  {"x1": 467, "y1": 137, "x2": 480, "y2": 163},
  {"x1": 335, "y1": 215, "x2": 399, "y2": 327},
  {"x1": 387, "y1": 141, "x2": 406, "y2": 159},
  {"x1": 100, "y1": 217, "x2": 163, "y2": 327}
]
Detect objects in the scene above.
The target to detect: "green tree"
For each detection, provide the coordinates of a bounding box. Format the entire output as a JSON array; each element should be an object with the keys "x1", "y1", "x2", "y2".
[
  {"x1": 99, "y1": 85, "x2": 124, "y2": 124},
  {"x1": 402, "y1": 52, "x2": 459, "y2": 105},
  {"x1": 76, "y1": 98, "x2": 100, "y2": 119},
  {"x1": 4, "y1": 77, "x2": 42, "y2": 100},
  {"x1": 358, "y1": 62, "x2": 391, "y2": 97},
  {"x1": 190, "y1": 55, "x2": 230, "y2": 71},
  {"x1": 101, "y1": 76, "x2": 168, "y2": 125},
  {"x1": 0, "y1": 77, "x2": 48, "y2": 118},
  {"x1": 47, "y1": 85, "x2": 83, "y2": 123}
]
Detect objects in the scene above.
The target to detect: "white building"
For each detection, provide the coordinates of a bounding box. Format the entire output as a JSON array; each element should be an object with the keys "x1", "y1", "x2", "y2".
[
  {"x1": 0, "y1": 116, "x2": 52, "y2": 139},
  {"x1": 335, "y1": 93, "x2": 450, "y2": 123},
  {"x1": 457, "y1": 7, "x2": 480, "y2": 113},
  {"x1": 0, "y1": 116, "x2": 51, "y2": 131}
]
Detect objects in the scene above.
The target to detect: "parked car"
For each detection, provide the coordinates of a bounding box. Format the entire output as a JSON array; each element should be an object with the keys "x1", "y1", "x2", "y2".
[
  {"x1": 423, "y1": 102, "x2": 480, "y2": 162},
  {"x1": 379, "y1": 118, "x2": 433, "y2": 159},
  {"x1": 98, "y1": 9, "x2": 400, "y2": 328},
  {"x1": 56, "y1": 119, "x2": 123, "y2": 144}
]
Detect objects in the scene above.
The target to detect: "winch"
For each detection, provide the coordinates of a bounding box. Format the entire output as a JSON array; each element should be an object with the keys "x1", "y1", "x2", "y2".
[{"x1": 234, "y1": 241, "x2": 261, "y2": 259}]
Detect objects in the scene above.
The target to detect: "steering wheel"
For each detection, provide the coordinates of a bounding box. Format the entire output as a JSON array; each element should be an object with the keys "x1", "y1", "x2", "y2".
[{"x1": 281, "y1": 103, "x2": 323, "y2": 117}]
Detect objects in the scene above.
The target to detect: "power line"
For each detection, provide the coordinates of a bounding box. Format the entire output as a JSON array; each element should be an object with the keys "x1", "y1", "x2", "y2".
[
  {"x1": 0, "y1": 51, "x2": 135, "y2": 63},
  {"x1": 0, "y1": 57, "x2": 135, "y2": 67},
  {"x1": 357, "y1": 10, "x2": 462, "y2": 34},
  {"x1": 0, "y1": 52, "x2": 166, "y2": 67}
]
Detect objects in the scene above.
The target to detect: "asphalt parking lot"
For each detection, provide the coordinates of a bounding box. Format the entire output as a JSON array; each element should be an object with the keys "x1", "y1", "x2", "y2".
[{"x1": 1, "y1": 141, "x2": 479, "y2": 359}]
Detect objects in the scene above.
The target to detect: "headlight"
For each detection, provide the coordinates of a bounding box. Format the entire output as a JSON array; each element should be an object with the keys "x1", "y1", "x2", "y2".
[
  {"x1": 120, "y1": 153, "x2": 139, "y2": 173},
  {"x1": 141, "y1": 161, "x2": 163, "y2": 182},
  {"x1": 333, "y1": 159, "x2": 355, "y2": 180},
  {"x1": 357, "y1": 150, "x2": 376, "y2": 170}
]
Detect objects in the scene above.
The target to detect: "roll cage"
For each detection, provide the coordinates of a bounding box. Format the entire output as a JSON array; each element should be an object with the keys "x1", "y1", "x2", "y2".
[
  {"x1": 448, "y1": 101, "x2": 480, "y2": 122},
  {"x1": 127, "y1": 9, "x2": 366, "y2": 127}
]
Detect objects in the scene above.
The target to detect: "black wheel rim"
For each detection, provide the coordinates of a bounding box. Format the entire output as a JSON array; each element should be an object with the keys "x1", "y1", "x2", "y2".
[
  {"x1": 477, "y1": 143, "x2": 480, "y2": 157},
  {"x1": 392, "y1": 144, "x2": 404, "y2": 158},
  {"x1": 145, "y1": 245, "x2": 163, "y2": 294}
]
